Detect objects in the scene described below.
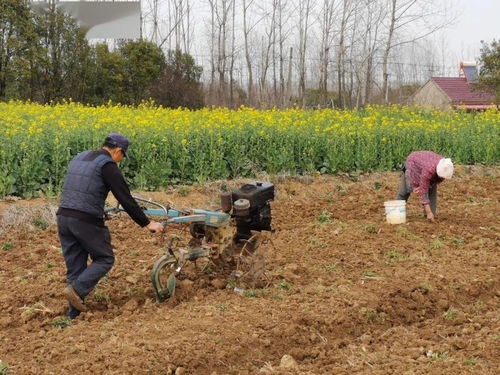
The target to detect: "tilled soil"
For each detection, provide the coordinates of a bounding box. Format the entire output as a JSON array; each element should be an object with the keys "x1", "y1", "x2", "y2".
[{"x1": 0, "y1": 168, "x2": 499, "y2": 374}]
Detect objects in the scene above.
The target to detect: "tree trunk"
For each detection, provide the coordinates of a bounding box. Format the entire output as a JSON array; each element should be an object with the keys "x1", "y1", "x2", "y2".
[
  {"x1": 382, "y1": 0, "x2": 396, "y2": 104},
  {"x1": 209, "y1": 1, "x2": 216, "y2": 98},
  {"x1": 278, "y1": 0, "x2": 285, "y2": 107},
  {"x1": 298, "y1": 0, "x2": 311, "y2": 107},
  {"x1": 364, "y1": 55, "x2": 372, "y2": 104},
  {"x1": 243, "y1": 0, "x2": 253, "y2": 105},
  {"x1": 318, "y1": 0, "x2": 335, "y2": 107},
  {"x1": 286, "y1": 46, "x2": 292, "y2": 106},
  {"x1": 260, "y1": 3, "x2": 276, "y2": 106},
  {"x1": 229, "y1": 0, "x2": 235, "y2": 107},
  {"x1": 337, "y1": 0, "x2": 348, "y2": 109}
]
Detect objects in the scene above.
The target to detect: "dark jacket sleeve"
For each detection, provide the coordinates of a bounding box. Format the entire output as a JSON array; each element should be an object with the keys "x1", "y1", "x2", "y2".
[{"x1": 102, "y1": 163, "x2": 150, "y2": 227}]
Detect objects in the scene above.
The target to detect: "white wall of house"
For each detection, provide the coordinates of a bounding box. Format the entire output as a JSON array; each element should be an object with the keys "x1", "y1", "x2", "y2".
[{"x1": 410, "y1": 81, "x2": 451, "y2": 110}]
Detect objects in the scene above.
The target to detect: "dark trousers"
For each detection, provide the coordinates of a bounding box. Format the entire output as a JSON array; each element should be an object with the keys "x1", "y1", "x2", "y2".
[
  {"x1": 57, "y1": 215, "x2": 114, "y2": 300},
  {"x1": 396, "y1": 172, "x2": 438, "y2": 215}
]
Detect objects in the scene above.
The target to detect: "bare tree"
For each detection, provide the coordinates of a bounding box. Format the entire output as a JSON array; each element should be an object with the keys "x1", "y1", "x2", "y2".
[
  {"x1": 171, "y1": 0, "x2": 192, "y2": 52},
  {"x1": 206, "y1": 0, "x2": 232, "y2": 103},
  {"x1": 209, "y1": 0, "x2": 216, "y2": 96},
  {"x1": 242, "y1": 0, "x2": 253, "y2": 104},
  {"x1": 242, "y1": 0, "x2": 260, "y2": 105},
  {"x1": 336, "y1": 0, "x2": 355, "y2": 108},
  {"x1": 257, "y1": 1, "x2": 277, "y2": 106},
  {"x1": 229, "y1": 0, "x2": 235, "y2": 107},
  {"x1": 148, "y1": 0, "x2": 161, "y2": 45},
  {"x1": 336, "y1": 1, "x2": 345, "y2": 107},
  {"x1": 361, "y1": 0, "x2": 385, "y2": 105},
  {"x1": 345, "y1": 7, "x2": 361, "y2": 108},
  {"x1": 382, "y1": 0, "x2": 451, "y2": 103},
  {"x1": 271, "y1": 4, "x2": 278, "y2": 106},
  {"x1": 270, "y1": 0, "x2": 293, "y2": 107},
  {"x1": 297, "y1": 0, "x2": 312, "y2": 106},
  {"x1": 286, "y1": 46, "x2": 293, "y2": 106},
  {"x1": 177, "y1": 0, "x2": 192, "y2": 53},
  {"x1": 318, "y1": 0, "x2": 339, "y2": 107},
  {"x1": 138, "y1": 0, "x2": 455, "y2": 108},
  {"x1": 148, "y1": 0, "x2": 192, "y2": 54}
]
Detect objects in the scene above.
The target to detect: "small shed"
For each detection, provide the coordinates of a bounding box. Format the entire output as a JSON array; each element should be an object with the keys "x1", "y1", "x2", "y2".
[{"x1": 409, "y1": 62, "x2": 496, "y2": 110}]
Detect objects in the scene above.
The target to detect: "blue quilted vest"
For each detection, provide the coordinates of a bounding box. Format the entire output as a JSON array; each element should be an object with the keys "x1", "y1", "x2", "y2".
[{"x1": 59, "y1": 151, "x2": 115, "y2": 217}]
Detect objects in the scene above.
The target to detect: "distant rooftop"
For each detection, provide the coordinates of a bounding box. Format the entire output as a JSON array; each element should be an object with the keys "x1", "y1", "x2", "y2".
[{"x1": 431, "y1": 77, "x2": 495, "y2": 105}]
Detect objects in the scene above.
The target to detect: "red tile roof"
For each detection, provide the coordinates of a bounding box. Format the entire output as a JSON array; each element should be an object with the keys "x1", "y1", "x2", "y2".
[{"x1": 431, "y1": 77, "x2": 495, "y2": 105}]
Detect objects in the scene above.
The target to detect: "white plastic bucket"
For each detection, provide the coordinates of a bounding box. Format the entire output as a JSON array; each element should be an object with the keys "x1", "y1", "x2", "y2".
[{"x1": 384, "y1": 200, "x2": 406, "y2": 224}]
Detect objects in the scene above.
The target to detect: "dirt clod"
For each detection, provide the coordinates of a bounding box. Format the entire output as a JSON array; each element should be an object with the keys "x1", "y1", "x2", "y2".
[
  {"x1": 210, "y1": 279, "x2": 226, "y2": 289},
  {"x1": 279, "y1": 354, "x2": 298, "y2": 370},
  {"x1": 125, "y1": 275, "x2": 138, "y2": 284},
  {"x1": 122, "y1": 299, "x2": 138, "y2": 311}
]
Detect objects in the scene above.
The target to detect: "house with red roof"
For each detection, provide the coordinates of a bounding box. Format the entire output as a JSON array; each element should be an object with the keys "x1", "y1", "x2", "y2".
[{"x1": 409, "y1": 62, "x2": 497, "y2": 110}]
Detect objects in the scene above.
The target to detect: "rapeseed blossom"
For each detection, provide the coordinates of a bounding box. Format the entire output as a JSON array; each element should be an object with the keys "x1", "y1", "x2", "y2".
[{"x1": 0, "y1": 101, "x2": 498, "y2": 197}]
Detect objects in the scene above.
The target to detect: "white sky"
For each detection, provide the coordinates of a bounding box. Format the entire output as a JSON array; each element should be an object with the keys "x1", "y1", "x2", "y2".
[
  {"x1": 44, "y1": 0, "x2": 499, "y2": 82},
  {"x1": 437, "y1": 0, "x2": 499, "y2": 65}
]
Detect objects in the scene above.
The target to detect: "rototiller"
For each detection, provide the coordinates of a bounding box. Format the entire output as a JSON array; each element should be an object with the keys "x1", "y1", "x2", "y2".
[{"x1": 105, "y1": 182, "x2": 274, "y2": 301}]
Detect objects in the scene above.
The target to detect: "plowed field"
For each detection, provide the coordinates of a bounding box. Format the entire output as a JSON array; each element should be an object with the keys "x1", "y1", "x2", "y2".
[{"x1": 1, "y1": 167, "x2": 498, "y2": 374}]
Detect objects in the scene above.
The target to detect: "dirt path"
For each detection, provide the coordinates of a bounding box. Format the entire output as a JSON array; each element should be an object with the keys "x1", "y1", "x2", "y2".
[{"x1": 0, "y1": 168, "x2": 499, "y2": 374}]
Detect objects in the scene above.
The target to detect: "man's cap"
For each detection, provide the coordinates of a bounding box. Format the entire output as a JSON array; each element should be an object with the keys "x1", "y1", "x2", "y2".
[
  {"x1": 436, "y1": 158, "x2": 453, "y2": 179},
  {"x1": 104, "y1": 133, "x2": 129, "y2": 157}
]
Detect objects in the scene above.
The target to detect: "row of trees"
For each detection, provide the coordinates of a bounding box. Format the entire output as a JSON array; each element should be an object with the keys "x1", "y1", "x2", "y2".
[
  {"x1": 143, "y1": 0, "x2": 456, "y2": 108},
  {"x1": 1, "y1": 1, "x2": 497, "y2": 108},
  {"x1": 0, "y1": 0, "x2": 204, "y2": 107}
]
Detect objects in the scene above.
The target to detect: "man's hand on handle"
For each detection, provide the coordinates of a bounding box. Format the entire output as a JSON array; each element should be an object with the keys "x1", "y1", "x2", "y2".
[{"x1": 147, "y1": 221, "x2": 164, "y2": 233}]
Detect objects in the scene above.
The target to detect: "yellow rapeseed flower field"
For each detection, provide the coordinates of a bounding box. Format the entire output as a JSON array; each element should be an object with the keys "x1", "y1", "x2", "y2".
[{"x1": 0, "y1": 101, "x2": 498, "y2": 197}]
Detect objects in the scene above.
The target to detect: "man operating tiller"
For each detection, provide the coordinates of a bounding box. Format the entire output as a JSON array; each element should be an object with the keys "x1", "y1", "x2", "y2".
[{"x1": 56, "y1": 133, "x2": 163, "y2": 319}]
